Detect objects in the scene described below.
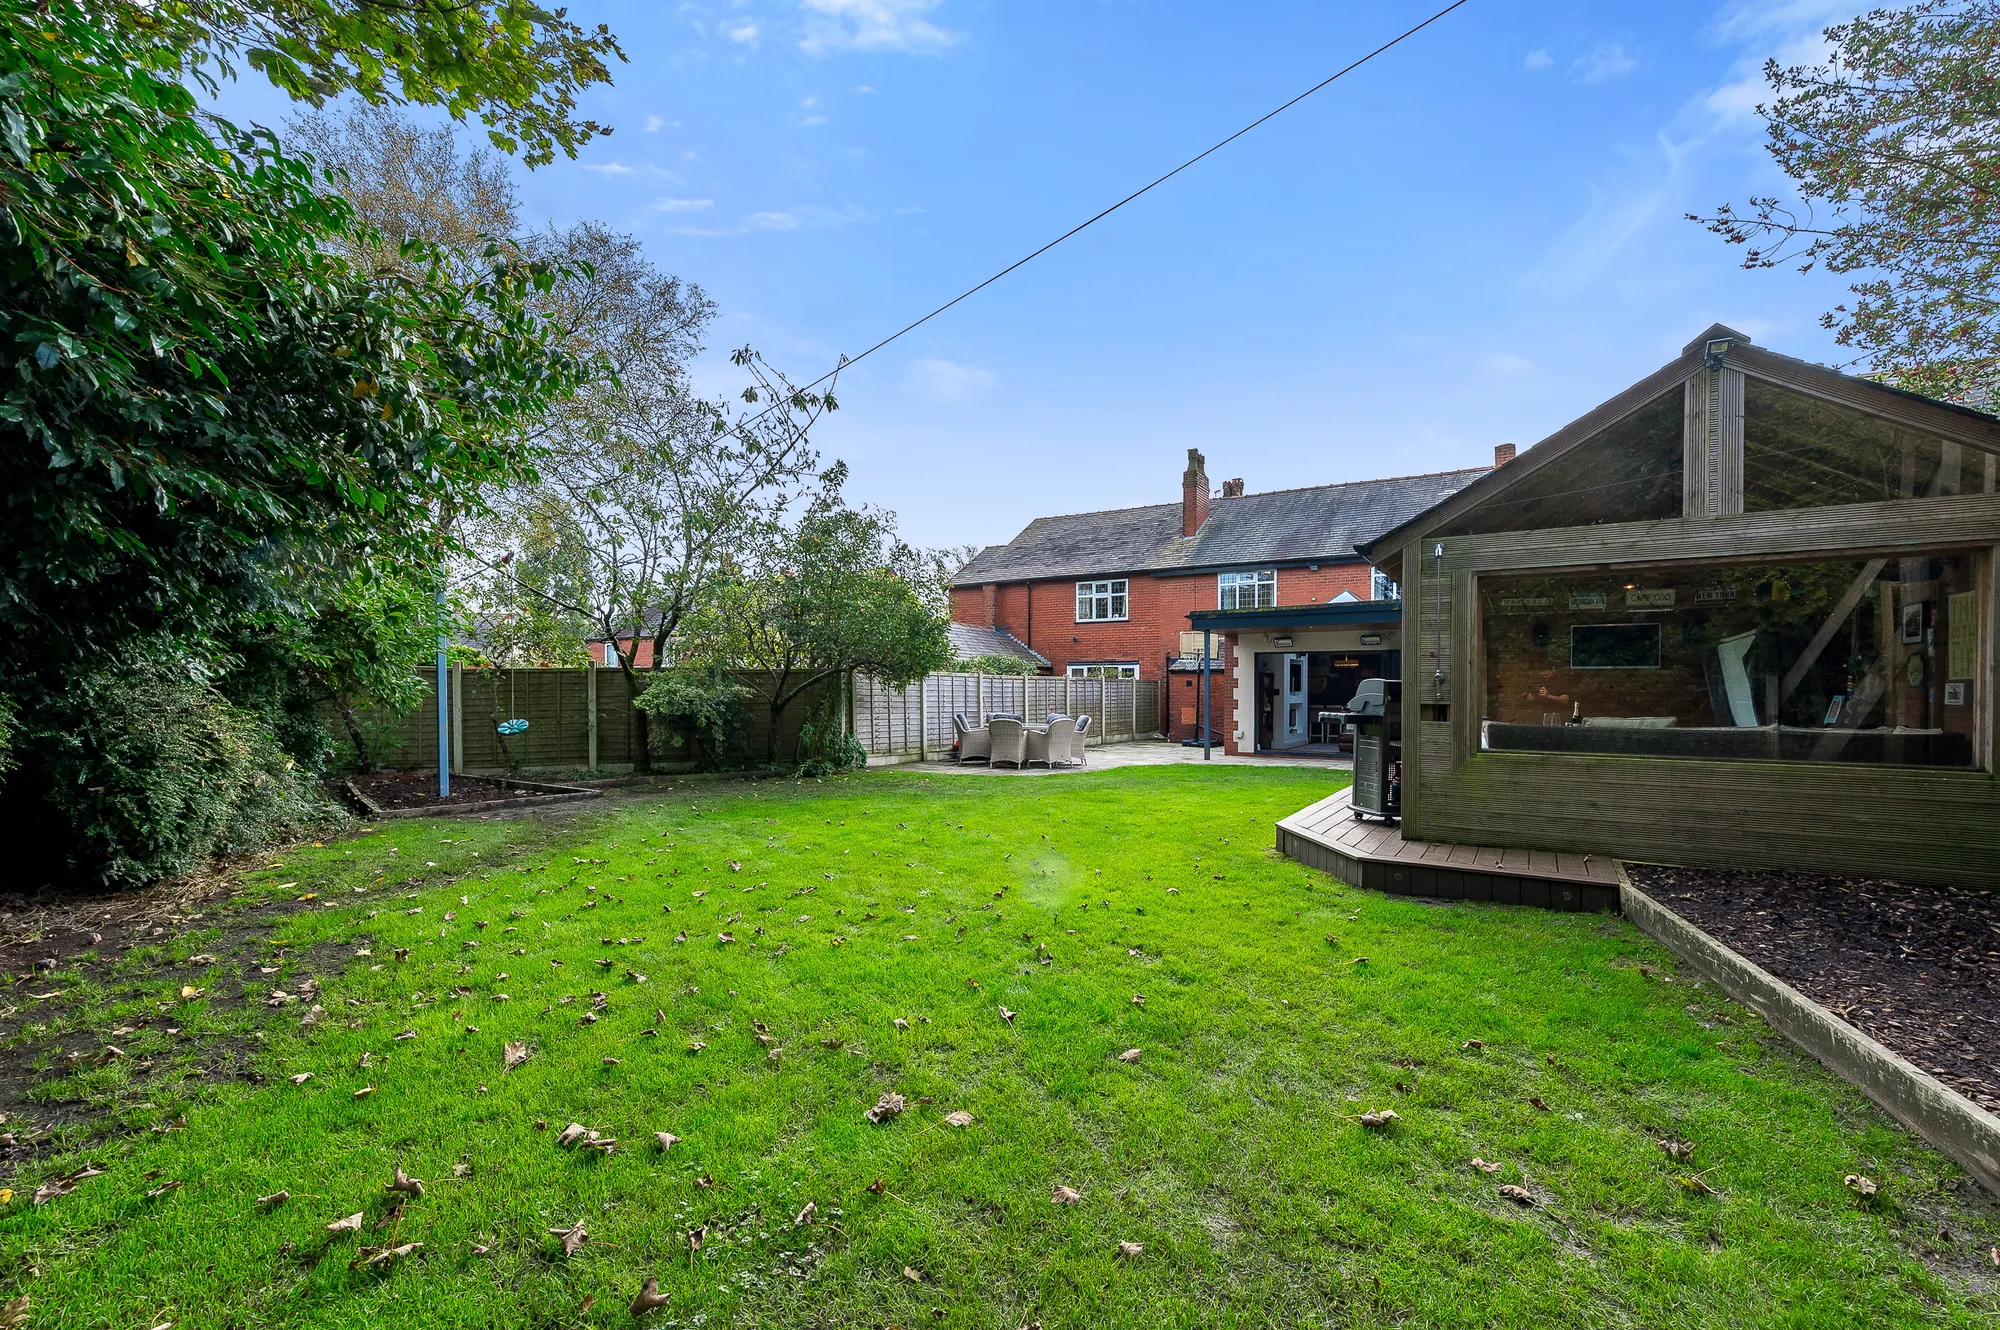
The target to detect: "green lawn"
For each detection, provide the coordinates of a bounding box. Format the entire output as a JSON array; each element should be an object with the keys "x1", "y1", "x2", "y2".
[{"x1": 3, "y1": 765, "x2": 1996, "y2": 1328}]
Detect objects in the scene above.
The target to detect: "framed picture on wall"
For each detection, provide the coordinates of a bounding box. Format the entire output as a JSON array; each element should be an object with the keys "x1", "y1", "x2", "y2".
[
  {"x1": 1945, "y1": 681, "x2": 1967, "y2": 706},
  {"x1": 1900, "y1": 601, "x2": 1925, "y2": 645}
]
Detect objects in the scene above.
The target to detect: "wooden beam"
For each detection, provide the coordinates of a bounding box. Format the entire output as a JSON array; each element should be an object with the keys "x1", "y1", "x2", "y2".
[{"x1": 1778, "y1": 558, "x2": 1887, "y2": 707}]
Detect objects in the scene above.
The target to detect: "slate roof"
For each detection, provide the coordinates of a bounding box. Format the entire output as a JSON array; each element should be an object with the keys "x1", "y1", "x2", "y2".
[
  {"x1": 946, "y1": 621, "x2": 1050, "y2": 667},
  {"x1": 951, "y1": 467, "x2": 1491, "y2": 586}
]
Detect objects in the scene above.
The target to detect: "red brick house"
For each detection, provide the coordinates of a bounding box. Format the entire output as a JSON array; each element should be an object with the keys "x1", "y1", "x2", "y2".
[{"x1": 951, "y1": 449, "x2": 1497, "y2": 742}]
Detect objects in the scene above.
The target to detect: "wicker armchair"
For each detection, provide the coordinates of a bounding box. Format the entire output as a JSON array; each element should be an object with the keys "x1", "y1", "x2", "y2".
[
  {"x1": 953, "y1": 713, "x2": 990, "y2": 763},
  {"x1": 988, "y1": 717, "x2": 1028, "y2": 769},
  {"x1": 1039, "y1": 716, "x2": 1078, "y2": 768},
  {"x1": 1069, "y1": 714, "x2": 1093, "y2": 763}
]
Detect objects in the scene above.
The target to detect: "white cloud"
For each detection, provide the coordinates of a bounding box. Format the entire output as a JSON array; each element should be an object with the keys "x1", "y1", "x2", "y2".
[
  {"x1": 904, "y1": 357, "x2": 995, "y2": 403},
  {"x1": 801, "y1": 114, "x2": 829, "y2": 126},
  {"x1": 799, "y1": 0, "x2": 961, "y2": 56},
  {"x1": 651, "y1": 197, "x2": 716, "y2": 213},
  {"x1": 581, "y1": 161, "x2": 637, "y2": 175},
  {"x1": 643, "y1": 115, "x2": 667, "y2": 133},
  {"x1": 801, "y1": 95, "x2": 819, "y2": 108},
  {"x1": 1571, "y1": 42, "x2": 1638, "y2": 84},
  {"x1": 1523, "y1": 48, "x2": 1553, "y2": 71},
  {"x1": 1526, "y1": 132, "x2": 1692, "y2": 290},
  {"x1": 1482, "y1": 351, "x2": 1537, "y2": 378},
  {"x1": 727, "y1": 22, "x2": 760, "y2": 44},
  {"x1": 749, "y1": 210, "x2": 802, "y2": 230}
]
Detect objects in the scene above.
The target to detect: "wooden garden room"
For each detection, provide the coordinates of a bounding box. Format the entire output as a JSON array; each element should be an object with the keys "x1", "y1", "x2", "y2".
[{"x1": 1354, "y1": 325, "x2": 2000, "y2": 890}]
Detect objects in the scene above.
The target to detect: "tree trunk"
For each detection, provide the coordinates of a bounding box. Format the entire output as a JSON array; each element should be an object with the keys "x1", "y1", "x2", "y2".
[
  {"x1": 614, "y1": 657, "x2": 652, "y2": 774},
  {"x1": 338, "y1": 695, "x2": 371, "y2": 773}
]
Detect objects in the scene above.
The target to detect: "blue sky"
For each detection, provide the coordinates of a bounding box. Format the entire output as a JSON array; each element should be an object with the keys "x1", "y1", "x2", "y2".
[{"x1": 229, "y1": 0, "x2": 1863, "y2": 551}]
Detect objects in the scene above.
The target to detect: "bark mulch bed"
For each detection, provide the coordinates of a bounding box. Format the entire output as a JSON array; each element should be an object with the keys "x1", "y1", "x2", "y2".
[
  {"x1": 1627, "y1": 863, "x2": 2000, "y2": 1114},
  {"x1": 343, "y1": 771, "x2": 599, "y2": 817}
]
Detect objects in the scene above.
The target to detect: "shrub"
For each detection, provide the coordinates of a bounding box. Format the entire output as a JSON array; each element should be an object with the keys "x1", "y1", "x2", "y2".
[
  {"x1": 5, "y1": 661, "x2": 337, "y2": 887},
  {"x1": 793, "y1": 694, "x2": 866, "y2": 778},
  {"x1": 635, "y1": 670, "x2": 753, "y2": 772}
]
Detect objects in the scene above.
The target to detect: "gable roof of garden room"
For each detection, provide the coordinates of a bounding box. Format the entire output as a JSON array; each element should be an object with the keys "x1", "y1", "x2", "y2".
[{"x1": 1357, "y1": 323, "x2": 2000, "y2": 584}]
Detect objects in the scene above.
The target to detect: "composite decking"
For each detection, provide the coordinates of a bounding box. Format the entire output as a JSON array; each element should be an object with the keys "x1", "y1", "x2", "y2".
[{"x1": 1276, "y1": 787, "x2": 1624, "y2": 912}]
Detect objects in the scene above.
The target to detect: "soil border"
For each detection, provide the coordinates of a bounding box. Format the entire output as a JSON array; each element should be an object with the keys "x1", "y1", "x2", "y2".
[
  {"x1": 342, "y1": 775, "x2": 602, "y2": 820},
  {"x1": 1621, "y1": 875, "x2": 2000, "y2": 1193}
]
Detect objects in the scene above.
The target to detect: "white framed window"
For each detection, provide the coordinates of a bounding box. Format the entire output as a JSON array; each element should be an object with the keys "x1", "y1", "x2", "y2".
[
  {"x1": 1372, "y1": 567, "x2": 1400, "y2": 601},
  {"x1": 603, "y1": 641, "x2": 620, "y2": 667},
  {"x1": 1075, "y1": 579, "x2": 1128, "y2": 622},
  {"x1": 1218, "y1": 569, "x2": 1276, "y2": 610},
  {"x1": 1067, "y1": 662, "x2": 1139, "y2": 680}
]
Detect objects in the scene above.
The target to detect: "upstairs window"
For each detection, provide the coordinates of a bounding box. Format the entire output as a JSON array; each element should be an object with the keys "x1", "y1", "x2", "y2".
[
  {"x1": 1076, "y1": 579, "x2": 1128, "y2": 622},
  {"x1": 1068, "y1": 662, "x2": 1139, "y2": 679},
  {"x1": 1372, "y1": 567, "x2": 1400, "y2": 600},
  {"x1": 1218, "y1": 569, "x2": 1276, "y2": 609}
]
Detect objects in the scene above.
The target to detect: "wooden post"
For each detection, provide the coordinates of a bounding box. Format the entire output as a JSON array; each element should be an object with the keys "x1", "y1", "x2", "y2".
[
  {"x1": 450, "y1": 662, "x2": 464, "y2": 775},
  {"x1": 917, "y1": 676, "x2": 928, "y2": 761},
  {"x1": 586, "y1": 666, "x2": 598, "y2": 773},
  {"x1": 1065, "y1": 674, "x2": 1073, "y2": 718},
  {"x1": 1131, "y1": 676, "x2": 1138, "y2": 740}
]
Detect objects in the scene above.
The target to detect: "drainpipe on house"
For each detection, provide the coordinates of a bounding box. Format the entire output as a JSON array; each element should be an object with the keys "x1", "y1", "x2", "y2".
[{"x1": 1202, "y1": 628, "x2": 1212, "y2": 760}]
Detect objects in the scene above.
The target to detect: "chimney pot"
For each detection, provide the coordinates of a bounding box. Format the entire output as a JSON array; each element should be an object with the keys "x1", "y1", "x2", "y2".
[
  {"x1": 1493, "y1": 443, "x2": 1517, "y2": 466},
  {"x1": 1181, "y1": 448, "x2": 1211, "y2": 536},
  {"x1": 1221, "y1": 478, "x2": 1245, "y2": 498}
]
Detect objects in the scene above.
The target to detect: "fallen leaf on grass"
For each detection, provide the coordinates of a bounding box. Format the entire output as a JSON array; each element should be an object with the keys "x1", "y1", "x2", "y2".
[
  {"x1": 556, "y1": 1123, "x2": 590, "y2": 1148},
  {"x1": 1052, "y1": 1185, "x2": 1081, "y2": 1206},
  {"x1": 943, "y1": 1111, "x2": 974, "y2": 1128},
  {"x1": 892, "y1": 1017, "x2": 909, "y2": 1031},
  {"x1": 998, "y1": 1006, "x2": 1015, "y2": 1026},
  {"x1": 179, "y1": 986, "x2": 203, "y2": 999},
  {"x1": 0, "y1": 1295, "x2": 25, "y2": 1327},
  {"x1": 503, "y1": 1042, "x2": 531, "y2": 1072},
  {"x1": 793, "y1": 1201, "x2": 816, "y2": 1228},
  {"x1": 144, "y1": 1180, "x2": 181, "y2": 1199},
  {"x1": 866, "y1": 1178, "x2": 886, "y2": 1195},
  {"x1": 352, "y1": 1241, "x2": 422, "y2": 1270},
  {"x1": 1845, "y1": 1174, "x2": 1880, "y2": 1199},
  {"x1": 386, "y1": 1166, "x2": 424, "y2": 1198},
  {"x1": 903, "y1": 1265, "x2": 924, "y2": 1283},
  {"x1": 32, "y1": 1165, "x2": 104, "y2": 1206},
  {"x1": 866, "y1": 1092, "x2": 906, "y2": 1124},
  {"x1": 1498, "y1": 1185, "x2": 1535, "y2": 1207},
  {"x1": 257, "y1": 1191, "x2": 289, "y2": 1206},
  {"x1": 1116, "y1": 1241, "x2": 1143, "y2": 1260},
  {"x1": 290, "y1": 1073, "x2": 312, "y2": 1086},
  {"x1": 688, "y1": 1226, "x2": 705, "y2": 1255},
  {"x1": 1461, "y1": 1039, "x2": 1484, "y2": 1051},
  {"x1": 326, "y1": 1212, "x2": 365, "y2": 1235},
  {"x1": 1117, "y1": 1049, "x2": 1142, "y2": 1064},
  {"x1": 1130, "y1": 994, "x2": 1146, "y2": 1007},
  {"x1": 631, "y1": 1275, "x2": 671, "y2": 1316},
  {"x1": 1469, "y1": 1158, "x2": 1502, "y2": 1174},
  {"x1": 1528, "y1": 1097, "x2": 1549, "y2": 1112},
  {"x1": 1355, "y1": 1109, "x2": 1400, "y2": 1129},
  {"x1": 549, "y1": 1221, "x2": 589, "y2": 1256},
  {"x1": 1657, "y1": 1138, "x2": 1696, "y2": 1162},
  {"x1": 353, "y1": 1086, "x2": 376, "y2": 1099},
  {"x1": 393, "y1": 1030, "x2": 417, "y2": 1042},
  {"x1": 1676, "y1": 1171, "x2": 1721, "y2": 1196},
  {"x1": 654, "y1": 1132, "x2": 681, "y2": 1152}
]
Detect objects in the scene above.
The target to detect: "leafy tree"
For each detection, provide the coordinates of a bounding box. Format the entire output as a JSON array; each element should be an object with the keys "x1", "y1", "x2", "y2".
[
  {"x1": 683, "y1": 486, "x2": 954, "y2": 765},
  {"x1": 0, "y1": 4, "x2": 584, "y2": 882},
  {"x1": 1694, "y1": 2, "x2": 2000, "y2": 402},
  {"x1": 108, "y1": 0, "x2": 624, "y2": 166},
  {"x1": 470, "y1": 340, "x2": 835, "y2": 769},
  {"x1": 632, "y1": 668, "x2": 753, "y2": 772}
]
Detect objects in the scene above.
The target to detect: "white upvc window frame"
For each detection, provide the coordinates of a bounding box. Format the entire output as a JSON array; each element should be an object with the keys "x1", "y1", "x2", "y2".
[
  {"x1": 1218, "y1": 569, "x2": 1277, "y2": 610},
  {"x1": 1372, "y1": 566, "x2": 1400, "y2": 601},
  {"x1": 1075, "y1": 578, "x2": 1129, "y2": 622},
  {"x1": 1067, "y1": 662, "x2": 1140, "y2": 680}
]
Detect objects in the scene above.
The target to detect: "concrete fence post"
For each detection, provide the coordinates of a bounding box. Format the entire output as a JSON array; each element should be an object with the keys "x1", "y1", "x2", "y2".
[
  {"x1": 450, "y1": 662, "x2": 464, "y2": 775},
  {"x1": 586, "y1": 666, "x2": 598, "y2": 773}
]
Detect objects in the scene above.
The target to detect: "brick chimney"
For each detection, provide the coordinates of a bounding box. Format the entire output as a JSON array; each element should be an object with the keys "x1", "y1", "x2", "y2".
[
  {"x1": 1493, "y1": 443, "x2": 1517, "y2": 466},
  {"x1": 1221, "y1": 478, "x2": 1245, "y2": 498},
  {"x1": 1182, "y1": 448, "x2": 1210, "y2": 536},
  {"x1": 981, "y1": 582, "x2": 997, "y2": 628}
]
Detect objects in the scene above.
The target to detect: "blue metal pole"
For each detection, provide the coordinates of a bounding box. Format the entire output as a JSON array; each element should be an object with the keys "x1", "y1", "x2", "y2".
[{"x1": 437, "y1": 590, "x2": 450, "y2": 798}]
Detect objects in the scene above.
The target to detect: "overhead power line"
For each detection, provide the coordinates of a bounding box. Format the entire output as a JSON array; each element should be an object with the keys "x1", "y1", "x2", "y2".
[{"x1": 755, "y1": 0, "x2": 1472, "y2": 415}]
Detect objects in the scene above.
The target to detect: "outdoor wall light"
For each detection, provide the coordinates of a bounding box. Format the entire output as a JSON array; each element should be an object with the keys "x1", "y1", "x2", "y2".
[
  {"x1": 1273, "y1": 636, "x2": 1294, "y2": 648},
  {"x1": 1360, "y1": 633, "x2": 1382, "y2": 646}
]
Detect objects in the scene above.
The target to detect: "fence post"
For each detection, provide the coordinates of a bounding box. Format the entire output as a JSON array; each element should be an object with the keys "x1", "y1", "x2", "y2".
[
  {"x1": 917, "y1": 678, "x2": 928, "y2": 761},
  {"x1": 450, "y1": 662, "x2": 464, "y2": 774},
  {"x1": 586, "y1": 666, "x2": 598, "y2": 773},
  {"x1": 1065, "y1": 674, "x2": 1072, "y2": 717},
  {"x1": 975, "y1": 673, "x2": 983, "y2": 724},
  {"x1": 1131, "y1": 678, "x2": 1138, "y2": 740}
]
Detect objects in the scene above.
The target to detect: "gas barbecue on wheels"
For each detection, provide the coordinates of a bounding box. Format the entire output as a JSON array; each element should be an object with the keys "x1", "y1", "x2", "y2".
[{"x1": 1344, "y1": 678, "x2": 1402, "y2": 822}]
